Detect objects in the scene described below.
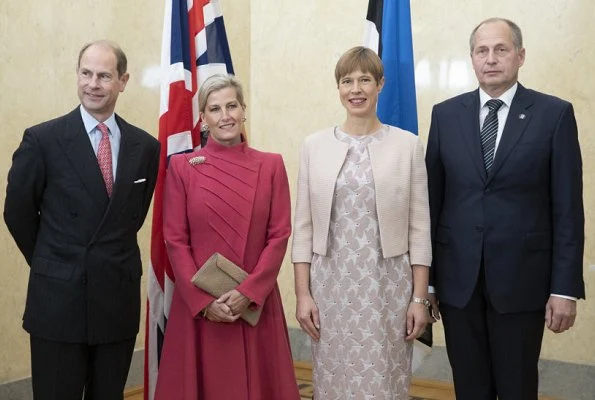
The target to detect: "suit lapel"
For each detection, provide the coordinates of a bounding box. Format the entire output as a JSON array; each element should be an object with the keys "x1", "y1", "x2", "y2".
[
  {"x1": 487, "y1": 84, "x2": 533, "y2": 185},
  {"x1": 100, "y1": 116, "x2": 141, "y2": 222},
  {"x1": 58, "y1": 109, "x2": 110, "y2": 213},
  {"x1": 457, "y1": 90, "x2": 486, "y2": 182}
]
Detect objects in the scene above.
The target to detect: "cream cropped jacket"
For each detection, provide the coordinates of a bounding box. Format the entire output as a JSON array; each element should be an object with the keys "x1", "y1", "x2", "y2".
[{"x1": 291, "y1": 126, "x2": 432, "y2": 267}]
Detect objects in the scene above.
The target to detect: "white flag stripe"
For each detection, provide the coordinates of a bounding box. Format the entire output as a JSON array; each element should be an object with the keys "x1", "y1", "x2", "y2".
[
  {"x1": 202, "y1": 2, "x2": 217, "y2": 25},
  {"x1": 164, "y1": 274, "x2": 175, "y2": 319},
  {"x1": 148, "y1": 262, "x2": 165, "y2": 330},
  {"x1": 196, "y1": 28, "x2": 207, "y2": 59},
  {"x1": 167, "y1": 131, "x2": 193, "y2": 156},
  {"x1": 197, "y1": 63, "x2": 229, "y2": 86},
  {"x1": 363, "y1": 20, "x2": 380, "y2": 53},
  {"x1": 147, "y1": 320, "x2": 158, "y2": 400}
]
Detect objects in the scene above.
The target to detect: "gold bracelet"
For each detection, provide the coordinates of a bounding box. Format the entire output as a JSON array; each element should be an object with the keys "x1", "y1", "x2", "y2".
[
  {"x1": 202, "y1": 307, "x2": 208, "y2": 318},
  {"x1": 411, "y1": 297, "x2": 431, "y2": 309}
]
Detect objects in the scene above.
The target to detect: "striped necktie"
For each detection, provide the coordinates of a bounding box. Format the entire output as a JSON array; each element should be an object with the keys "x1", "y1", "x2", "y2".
[
  {"x1": 96, "y1": 123, "x2": 113, "y2": 197},
  {"x1": 480, "y1": 99, "x2": 504, "y2": 173}
]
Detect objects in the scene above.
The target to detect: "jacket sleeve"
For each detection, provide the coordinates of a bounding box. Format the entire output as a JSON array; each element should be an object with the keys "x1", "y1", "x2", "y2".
[
  {"x1": 425, "y1": 106, "x2": 445, "y2": 288},
  {"x1": 4, "y1": 129, "x2": 46, "y2": 265},
  {"x1": 408, "y1": 138, "x2": 432, "y2": 267},
  {"x1": 237, "y1": 154, "x2": 292, "y2": 307},
  {"x1": 549, "y1": 102, "x2": 585, "y2": 298},
  {"x1": 291, "y1": 140, "x2": 314, "y2": 263},
  {"x1": 163, "y1": 156, "x2": 214, "y2": 317}
]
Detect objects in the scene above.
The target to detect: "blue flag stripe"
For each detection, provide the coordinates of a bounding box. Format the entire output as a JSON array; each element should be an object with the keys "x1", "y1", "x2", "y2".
[
  {"x1": 170, "y1": 0, "x2": 192, "y2": 70},
  {"x1": 197, "y1": 16, "x2": 235, "y2": 74},
  {"x1": 367, "y1": 0, "x2": 418, "y2": 135}
]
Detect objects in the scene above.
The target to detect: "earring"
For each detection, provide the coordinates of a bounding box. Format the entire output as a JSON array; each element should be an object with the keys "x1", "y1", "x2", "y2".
[
  {"x1": 201, "y1": 123, "x2": 209, "y2": 131},
  {"x1": 241, "y1": 117, "x2": 247, "y2": 123}
]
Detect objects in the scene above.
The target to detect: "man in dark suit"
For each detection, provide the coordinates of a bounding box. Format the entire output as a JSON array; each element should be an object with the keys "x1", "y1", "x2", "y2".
[
  {"x1": 426, "y1": 18, "x2": 584, "y2": 400},
  {"x1": 4, "y1": 40, "x2": 160, "y2": 400}
]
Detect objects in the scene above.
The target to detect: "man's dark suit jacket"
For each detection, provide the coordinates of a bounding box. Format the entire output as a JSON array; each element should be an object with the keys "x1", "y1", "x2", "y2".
[
  {"x1": 4, "y1": 107, "x2": 160, "y2": 344},
  {"x1": 426, "y1": 83, "x2": 585, "y2": 313}
]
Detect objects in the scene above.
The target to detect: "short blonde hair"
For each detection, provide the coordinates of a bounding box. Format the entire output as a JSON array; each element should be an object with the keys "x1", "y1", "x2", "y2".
[
  {"x1": 198, "y1": 74, "x2": 246, "y2": 113},
  {"x1": 334, "y1": 46, "x2": 384, "y2": 85}
]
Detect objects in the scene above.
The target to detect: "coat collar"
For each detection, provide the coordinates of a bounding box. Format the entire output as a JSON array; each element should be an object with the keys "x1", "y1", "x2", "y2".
[{"x1": 185, "y1": 139, "x2": 261, "y2": 262}]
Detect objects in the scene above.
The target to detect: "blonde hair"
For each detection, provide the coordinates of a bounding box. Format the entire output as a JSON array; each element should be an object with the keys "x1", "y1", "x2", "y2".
[
  {"x1": 334, "y1": 46, "x2": 384, "y2": 85},
  {"x1": 198, "y1": 74, "x2": 246, "y2": 112}
]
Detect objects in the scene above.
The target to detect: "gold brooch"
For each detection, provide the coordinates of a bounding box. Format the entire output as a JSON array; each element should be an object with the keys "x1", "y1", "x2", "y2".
[{"x1": 189, "y1": 156, "x2": 206, "y2": 165}]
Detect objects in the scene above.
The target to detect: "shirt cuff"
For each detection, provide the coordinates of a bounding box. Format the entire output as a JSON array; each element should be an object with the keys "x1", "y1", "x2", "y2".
[
  {"x1": 428, "y1": 286, "x2": 435, "y2": 294},
  {"x1": 551, "y1": 294, "x2": 577, "y2": 301}
]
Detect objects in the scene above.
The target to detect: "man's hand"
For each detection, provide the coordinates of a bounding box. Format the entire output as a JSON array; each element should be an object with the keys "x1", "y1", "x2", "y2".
[
  {"x1": 428, "y1": 293, "x2": 440, "y2": 322},
  {"x1": 545, "y1": 296, "x2": 577, "y2": 333}
]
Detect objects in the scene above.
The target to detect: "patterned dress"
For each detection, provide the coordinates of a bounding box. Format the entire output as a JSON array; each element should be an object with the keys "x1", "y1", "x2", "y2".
[{"x1": 310, "y1": 126, "x2": 413, "y2": 399}]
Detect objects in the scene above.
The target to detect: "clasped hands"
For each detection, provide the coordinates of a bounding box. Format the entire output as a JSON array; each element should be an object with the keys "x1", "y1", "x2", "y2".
[{"x1": 202, "y1": 289, "x2": 251, "y2": 323}]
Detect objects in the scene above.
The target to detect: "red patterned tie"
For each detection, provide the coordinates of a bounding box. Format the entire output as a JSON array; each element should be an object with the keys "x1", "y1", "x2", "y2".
[{"x1": 96, "y1": 123, "x2": 113, "y2": 197}]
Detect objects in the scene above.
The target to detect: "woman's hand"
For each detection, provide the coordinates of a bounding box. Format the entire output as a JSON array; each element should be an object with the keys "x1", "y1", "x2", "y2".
[
  {"x1": 405, "y1": 301, "x2": 430, "y2": 341},
  {"x1": 203, "y1": 301, "x2": 238, "y2": 323},
  {"x1": 296, "y1": 294, "x2": 320, "y2": 341},
  {"x1": 218, "y1": 289, "x2": 252, "y2": 316}
]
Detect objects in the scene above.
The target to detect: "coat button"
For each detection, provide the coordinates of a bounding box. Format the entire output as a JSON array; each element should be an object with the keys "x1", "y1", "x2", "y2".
[
  {"x1": 82, "y1": 277, "x2": 87, "y2": 284},
  {"x1": 475, "y1": 226, "x2": 484, "y2": 233}
]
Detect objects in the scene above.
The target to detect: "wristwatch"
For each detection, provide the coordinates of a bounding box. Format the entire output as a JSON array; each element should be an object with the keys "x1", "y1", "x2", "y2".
[{"x1": 411, "y1": 297, "x2": 431, "y2": 309}]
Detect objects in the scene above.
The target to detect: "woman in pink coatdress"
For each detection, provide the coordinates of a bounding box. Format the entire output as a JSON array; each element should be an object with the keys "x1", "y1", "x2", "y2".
[{"x1": 154, "y1": 74, "x2": 300, "y2": 399}]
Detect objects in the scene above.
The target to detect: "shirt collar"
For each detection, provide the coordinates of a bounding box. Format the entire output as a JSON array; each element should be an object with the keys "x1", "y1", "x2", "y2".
[
  {"x1": 479, "y1": 82, "x2": 518, "y2": 109},
  {"x1": 79, "y1": 105, "x2": 117, "y2": 135}
]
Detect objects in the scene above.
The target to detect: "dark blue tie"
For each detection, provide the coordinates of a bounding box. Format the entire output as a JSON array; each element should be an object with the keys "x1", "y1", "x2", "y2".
[{"x1": 480, "y1": 99, "x2": 504, "y2": 173}]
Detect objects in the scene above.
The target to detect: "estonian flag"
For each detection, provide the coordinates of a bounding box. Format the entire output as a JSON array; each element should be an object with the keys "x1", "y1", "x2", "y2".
[{"x1": 364, "y1": 0, "x2": 418, "y2": 135}]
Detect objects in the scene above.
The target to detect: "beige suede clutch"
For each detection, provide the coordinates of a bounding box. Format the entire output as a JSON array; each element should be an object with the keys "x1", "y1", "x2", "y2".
[{"x1": 191, "y1": 253, "x2": 261, "y2": 326}]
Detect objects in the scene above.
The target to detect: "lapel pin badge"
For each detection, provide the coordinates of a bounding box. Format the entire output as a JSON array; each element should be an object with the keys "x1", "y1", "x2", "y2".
[
  {"x1": 189, "y1": 156, "x2": 206, "y2": 166},
  {"x1": 519, "y1": 113, "x2": 526, "y2": 120}
]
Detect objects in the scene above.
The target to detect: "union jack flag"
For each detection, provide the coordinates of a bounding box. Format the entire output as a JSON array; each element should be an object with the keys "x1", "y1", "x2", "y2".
[{"x1": 144, "y1": 1, "x2": 234, "y2": 398}]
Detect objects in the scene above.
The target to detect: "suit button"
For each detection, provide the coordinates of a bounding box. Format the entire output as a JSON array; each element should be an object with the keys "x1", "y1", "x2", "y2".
[
  {"x1": 82, "y1": 277, "x2": 87, "y2": 284},
  {"x1": 476, "y1": 226, "x2": 484, "y2": 233},
  {"x1": 485, "y1": 187, "x2": 491, "y2": 193}
]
